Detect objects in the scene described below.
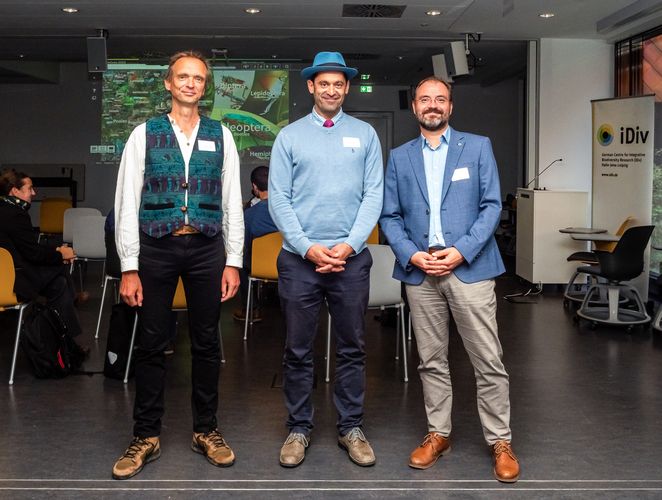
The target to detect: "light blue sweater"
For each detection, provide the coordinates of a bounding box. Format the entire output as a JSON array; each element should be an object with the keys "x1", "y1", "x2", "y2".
[{"x1": 269, "y1": 110, "x2": 384, "y2": 257}]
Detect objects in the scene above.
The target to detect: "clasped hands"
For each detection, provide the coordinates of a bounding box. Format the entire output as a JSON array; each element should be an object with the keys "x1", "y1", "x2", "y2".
[
  {"x1": 56, "y1": 243, "x2": 76, "y2": 264},
  {"x1": 305, "y1": 243, "x2": 354, "y2": 273},
  {"x1": 410, "y1": 247, "x2": 464, "y2": 276}
]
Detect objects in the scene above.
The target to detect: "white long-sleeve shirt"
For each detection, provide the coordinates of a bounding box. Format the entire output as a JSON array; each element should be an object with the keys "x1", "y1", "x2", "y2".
[{"x1": 114, "y1": 120, "x2": 244, "y2": 272}]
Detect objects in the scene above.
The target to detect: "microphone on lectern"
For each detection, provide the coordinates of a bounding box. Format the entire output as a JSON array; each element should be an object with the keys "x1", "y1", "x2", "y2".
[{"x1": 526, "y1": 158, "x2": 563, "y2": 189}]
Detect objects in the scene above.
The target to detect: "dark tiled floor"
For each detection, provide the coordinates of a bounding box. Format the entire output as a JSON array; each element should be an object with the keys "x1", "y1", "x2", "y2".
[{"x1": 2, "y1": 265, "x2": 662, "y2": 499}]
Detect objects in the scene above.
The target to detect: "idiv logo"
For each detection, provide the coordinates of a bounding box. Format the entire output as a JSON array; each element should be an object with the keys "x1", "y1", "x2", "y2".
[
  {"x1": 597, "y1": 123, "x2": 650, "y2": 146},
  {"x1": 597, "y1": 124, "x2": 614, "y2": 146}
]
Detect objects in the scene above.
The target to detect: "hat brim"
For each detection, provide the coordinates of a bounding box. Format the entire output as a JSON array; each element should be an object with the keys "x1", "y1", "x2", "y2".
[{"x1": 301, "y1": 64, "x2": 358, "y2": 80}]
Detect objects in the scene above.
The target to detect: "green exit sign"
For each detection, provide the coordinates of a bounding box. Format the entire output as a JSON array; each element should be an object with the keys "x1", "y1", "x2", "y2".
[
  {"x1": 360, "y1": 74, "x2": 371, "y2": 80},
  {"x1": 359, "y1": 85, "x2": 373, "y2": 93}
]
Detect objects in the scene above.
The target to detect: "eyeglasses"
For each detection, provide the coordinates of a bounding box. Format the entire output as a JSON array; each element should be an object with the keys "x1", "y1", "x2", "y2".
[{"x1": 416, "y1": 96, "x2": 449, "y2": 105}]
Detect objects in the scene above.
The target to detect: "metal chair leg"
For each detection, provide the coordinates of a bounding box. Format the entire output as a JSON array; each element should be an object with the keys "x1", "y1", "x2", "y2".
[
  {"x1": 124, "y1": 313, "x2": 138, "y2": 384},
  {"x1": 219, "y1": 321, "x2": 226, "y2": 364},
  {"x1": 95, "y1": 275, "x2": 111, "y2": 339},
  {"x1": 325, "y1": 312, "x2": 332, "y2": 383},
  {"x1": 400, "y1": 304, "x2": 408, "y2": 383},
  {"x1": 9, "y1": 304, "x2": 27, "y2": 385},
  {"x1": 243, "y1": 278, "x2": 253, "y2": 341}
]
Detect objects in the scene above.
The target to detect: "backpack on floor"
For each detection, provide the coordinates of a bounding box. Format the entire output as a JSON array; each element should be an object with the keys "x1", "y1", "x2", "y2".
[
  {"x1": 104, "y1": 302, "x2": 137, "y2": 380},
  {"x1": 21, "y1": 304, "x2": 85, "y2": 378}
]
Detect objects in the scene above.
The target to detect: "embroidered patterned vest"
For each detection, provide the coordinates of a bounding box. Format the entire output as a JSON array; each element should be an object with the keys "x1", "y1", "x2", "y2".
[{"x1": 139, "y1": 114, "x2": 224, "y2": 238}]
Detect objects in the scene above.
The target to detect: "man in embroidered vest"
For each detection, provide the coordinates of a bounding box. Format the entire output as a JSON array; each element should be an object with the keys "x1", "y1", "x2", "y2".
[
  {"x1": 379, "y1": 77, "x2": 519, "y2": 482},
  {"x1": 112, "y1": 51, "x2": 244, "y2": 480},
  {"x1": 269, "y1": 51, "x2": 383, "y2": 468}
]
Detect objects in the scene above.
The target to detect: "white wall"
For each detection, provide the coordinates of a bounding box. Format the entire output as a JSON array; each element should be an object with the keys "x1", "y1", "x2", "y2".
[{"x1": 537, "y1": 39, "x2": 614, "y2": 191}]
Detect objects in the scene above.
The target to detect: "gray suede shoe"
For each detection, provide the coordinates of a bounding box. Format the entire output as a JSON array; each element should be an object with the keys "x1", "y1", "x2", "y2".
[
  {"x1": 279, "y1": 432, "x2": 309, "y2": 468},
  {"x1": 338, "y1": 427, "x2": 375, "y2": 466}
]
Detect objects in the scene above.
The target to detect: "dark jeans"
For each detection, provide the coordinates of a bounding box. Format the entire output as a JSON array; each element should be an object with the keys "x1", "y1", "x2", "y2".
[
  {"x1": 15, "y1": 264, "x2": 82, "y2": 337},
  {"x1": 133, "y1": 232, "x2": 224, "y2": 437},
  {"x1": 277, "y1": 248, "x2": 372, "y2": 436}
]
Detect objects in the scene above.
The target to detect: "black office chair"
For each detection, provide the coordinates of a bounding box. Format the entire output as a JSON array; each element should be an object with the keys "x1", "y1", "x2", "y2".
[
  {"x1": 574, "y1": 225, "x2": 654, "y2": 330},
  {"x1": 563, "y1": 216, "x2": 635, "y2": 307}
]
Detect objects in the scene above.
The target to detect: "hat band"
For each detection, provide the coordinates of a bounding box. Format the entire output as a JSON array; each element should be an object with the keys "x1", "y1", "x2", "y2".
[{"x1": 317, "y1": 62, "x2": 347, "y2": 68}]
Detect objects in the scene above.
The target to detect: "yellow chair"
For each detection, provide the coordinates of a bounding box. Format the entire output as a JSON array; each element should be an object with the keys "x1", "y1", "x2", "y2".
[
  {"x1": 244, "y1": 231, "x2": 282, "y2": 341},
  {"x1": 367, "y1": 225, "x2": 380, "y2": 244},
  {"x1": 0, "y1": 248, "x2": 31, "y2": 385},
  {"x1": 38, "y1": 197, "x2": 72, "y2": 243},
  {"x1": 124, "y1": 277, "x2": 226, "y2": 384}
]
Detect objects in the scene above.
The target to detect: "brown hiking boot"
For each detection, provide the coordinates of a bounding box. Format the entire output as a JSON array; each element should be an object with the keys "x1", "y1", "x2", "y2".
[
  {"x1": 192, "y1": 429, "x2": 235, "y2": 467},
  {"x1": 112, "y1": 436, "x2": 160, "y2": 480}
]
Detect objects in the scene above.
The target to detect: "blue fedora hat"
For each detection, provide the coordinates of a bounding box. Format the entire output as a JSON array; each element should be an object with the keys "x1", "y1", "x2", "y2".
[{"x1": 301, "y1": 52, "x2": 358, "y2": 80}]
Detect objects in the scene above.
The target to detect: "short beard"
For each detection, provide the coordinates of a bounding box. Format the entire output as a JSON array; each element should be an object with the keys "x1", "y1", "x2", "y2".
[{"x1": 419, "y1": 116, "x2": 447, "y2": 131}]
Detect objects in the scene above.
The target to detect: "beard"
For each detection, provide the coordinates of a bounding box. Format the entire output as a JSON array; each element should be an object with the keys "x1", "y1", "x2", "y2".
[
  {"x1": 417, "y1": 107, "x2": 449, "y2": 131},
  {"x1": 418, "y1": 109, "x2": 448, "y2": 131}
]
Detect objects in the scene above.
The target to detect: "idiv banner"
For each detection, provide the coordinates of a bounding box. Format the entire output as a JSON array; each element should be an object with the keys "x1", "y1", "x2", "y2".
[{"x1": 592, "y1": 95, "x2": 654, "y2": 294}]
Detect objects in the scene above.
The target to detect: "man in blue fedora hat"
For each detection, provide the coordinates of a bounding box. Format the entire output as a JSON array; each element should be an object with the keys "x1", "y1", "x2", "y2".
[{"x1": 269, "y1": 51, "x2": 383, "y2": 468}]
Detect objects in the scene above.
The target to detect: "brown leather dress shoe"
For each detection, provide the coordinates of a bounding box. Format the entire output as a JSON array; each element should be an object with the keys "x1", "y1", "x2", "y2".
[
  {"x1": 409, "y1": 432, "x2": 451, "y2": 469},
  {"x1": 492, "y1": 440, "x2": 520, "y2": 483}
]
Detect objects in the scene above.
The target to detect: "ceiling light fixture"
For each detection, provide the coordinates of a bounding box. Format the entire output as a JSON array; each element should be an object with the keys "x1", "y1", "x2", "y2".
[
  {"x1": 426, "y1": 10, "x2": 441, "y2": 16},
  {"x1": 62, "y1": 7, "x2": 78, "y2": 13},
  {"x1": 539, "y1": 12, "x2": 555, "y2": 18},
  {"x1": 245, "y1": 8, "x2": 261, "y2": 14}
]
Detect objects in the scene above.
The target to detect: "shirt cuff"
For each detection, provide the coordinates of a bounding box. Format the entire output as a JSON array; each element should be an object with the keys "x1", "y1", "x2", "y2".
[
  {"x1": 225, "y1": 254, "x2": 243, "y2": 268},
  {"x1": 120, "y1": 257, "x2": 139, "y2": 273}
]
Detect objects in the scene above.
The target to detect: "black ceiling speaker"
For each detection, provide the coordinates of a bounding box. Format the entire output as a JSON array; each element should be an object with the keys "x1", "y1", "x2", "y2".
[{"x1": 87, "y1": 36, "x2": 107, "y2": 73}]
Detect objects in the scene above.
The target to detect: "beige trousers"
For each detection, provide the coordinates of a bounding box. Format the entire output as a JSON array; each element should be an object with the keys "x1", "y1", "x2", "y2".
[{"x1": 406, "y1": 273, "x2": 511, "y2": 444}]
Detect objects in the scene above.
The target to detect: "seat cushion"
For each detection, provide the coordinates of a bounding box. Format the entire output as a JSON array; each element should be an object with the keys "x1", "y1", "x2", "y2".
[{"x1": 567, "y1": 251, "x2": 598, "y2": 263}]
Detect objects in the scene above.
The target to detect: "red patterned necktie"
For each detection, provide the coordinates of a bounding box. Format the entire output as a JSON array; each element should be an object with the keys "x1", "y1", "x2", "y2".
[{"x1": 323, "y1": 119, "x2": 334, "y2": 128}]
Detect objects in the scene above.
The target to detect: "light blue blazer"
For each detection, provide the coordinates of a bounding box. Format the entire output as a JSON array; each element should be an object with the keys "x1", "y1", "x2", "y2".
[{"x1": 379, "y1": 127, "x2": 505, "y2": 285}]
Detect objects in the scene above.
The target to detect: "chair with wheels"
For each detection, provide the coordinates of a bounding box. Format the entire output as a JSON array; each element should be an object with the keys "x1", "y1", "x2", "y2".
[
  {"x1": 325, "y1": 243, "x2": 408, "y2": 383},
  {"x1": 575, "y1": 225, "x2": 654, "y2": 330},
  {"x1": 244, "y1": 231, "x2": 282, "y2": 341},
  {"x1": 0, "y1": 247, "x2": 31, "y2": 385},
  {"x1": 564, "y1": 216, "x2": 635, "y2": 307},
  {"x1": 124, "y1": 277, "x2": 226, "y2": 383}
]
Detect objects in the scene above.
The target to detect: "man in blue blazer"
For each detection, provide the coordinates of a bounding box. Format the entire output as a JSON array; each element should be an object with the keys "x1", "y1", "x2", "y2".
[{"x1": 380, "y1": 77, "x2": 519, "y2": 483}]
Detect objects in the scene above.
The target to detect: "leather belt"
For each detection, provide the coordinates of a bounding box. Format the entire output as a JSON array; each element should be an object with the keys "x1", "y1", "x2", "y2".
[
  {"x1": 172, "y1": 225, "x2": 200, "y2": 236},
  {"x1": 428, "y1": 246, "x2": 446, "y2": 254}
]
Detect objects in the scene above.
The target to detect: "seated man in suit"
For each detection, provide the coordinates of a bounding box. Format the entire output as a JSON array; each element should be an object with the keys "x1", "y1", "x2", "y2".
[
  {"x1": 0, "y1": 168, "x2": 83, "y2": 338},
  {"x1": 233, "y1": 165, "x2": 278, "y2": 322}
]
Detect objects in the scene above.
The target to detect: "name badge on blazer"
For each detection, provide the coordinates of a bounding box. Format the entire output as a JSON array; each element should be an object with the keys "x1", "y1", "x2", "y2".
[
  {"x1": 198, "y1": 139, "x2": 216, "y2": 152},
  {"x1": 451, "y1": 167, "x2": 470, "y2": 181}
]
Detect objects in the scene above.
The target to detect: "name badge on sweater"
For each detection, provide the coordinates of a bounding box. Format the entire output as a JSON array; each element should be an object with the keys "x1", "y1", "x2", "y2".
[
  {"x1": 198, "y1": 139, "x2": 216, "y2": 152},
  {"x1": 343, "y1": 137, "x2": 361, "y2": 148},
  {"x1": 451, "y1": 167, "x2": 470, "y2": 181}
]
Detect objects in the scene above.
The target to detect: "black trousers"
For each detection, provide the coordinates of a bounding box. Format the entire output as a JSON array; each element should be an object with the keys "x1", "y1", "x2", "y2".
[
  {"x1": 277, "y1": 248, "x2": 372, "y2": 436},
  {"x1": 134, "y1": 232, "x2": 224, "y2": 437},
  {"x1": 15, "y1": 264, "x2": 82, "y2": 337}
]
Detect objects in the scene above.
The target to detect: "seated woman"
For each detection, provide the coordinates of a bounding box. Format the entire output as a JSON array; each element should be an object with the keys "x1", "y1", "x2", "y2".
[{"x1": 0, "y1": 168, "x2": 84, "y2": 341}]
